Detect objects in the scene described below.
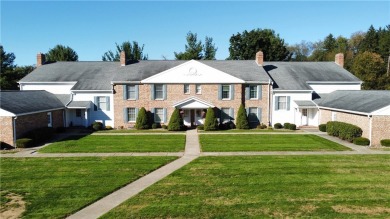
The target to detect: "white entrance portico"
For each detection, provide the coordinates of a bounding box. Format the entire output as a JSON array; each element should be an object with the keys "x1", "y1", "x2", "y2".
[{"x1": 173, "y1": 97, "x2": 214, "y2": 127}]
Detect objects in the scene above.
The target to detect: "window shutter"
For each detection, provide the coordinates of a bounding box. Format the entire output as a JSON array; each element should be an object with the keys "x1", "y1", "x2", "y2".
[
  {"x1": 229, "y1": 108, "x2": 234, "y2": 120},
  {"x1": 245, "y1": 85, "x2": 250, "y2": 100},
  {"x1": 275, "y1": 96, "x2": 279, "y2": 110},
  {"x1": 123, "y1": 85, "x2": 128, "y2": 100},
  {"x1": 150, "y1": 85, "x2": 155, "y2": 100},
  {"x1": 135, "y1": 108, "x2": 139, "y2": 120},
  {"x1": 151, "y1": 108, "x2": 155, "y2": 122},
  {"x1": 94, "y1": 96, "x2": 98, "y2": 111},
  {"x1": 230, "y1": 84, "x2": 234, "y2": 100},
  {"x1": 106, "y1": 97, "x2": 110, "y2": 111},
  {"x1": 123, "y1": 108, "x2": 128, "y2": 123},
  {"x1": 163, "y1": 108, "x2": 167, "y2": 123},
  {"x1": 163, "y1": 84, "x2": 167, "y2": 100},
  {"x1": 135, "y1": 85, "x2": 139, "y2": 100},
  {"x1": 287, "y1": 96, "x2": 291, "y2": 111},
  {"x1": 257, "y1": 108, "x2": 262, "y2": 123},
  {"x1": 218, "y1": 85, "x2": 222, "y2": 100},
  {"x1": 257, "y1": 85, "x2": 262, "y2": 100}
]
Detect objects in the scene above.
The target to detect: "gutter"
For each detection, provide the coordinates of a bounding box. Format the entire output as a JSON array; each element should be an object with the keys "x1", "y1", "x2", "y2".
[
  {"x1": 14, "y1": 108, "x2": 65, "y2": 117},
  {"x1": 13, "y1": 116, "x2": 17, "y2": 148}
]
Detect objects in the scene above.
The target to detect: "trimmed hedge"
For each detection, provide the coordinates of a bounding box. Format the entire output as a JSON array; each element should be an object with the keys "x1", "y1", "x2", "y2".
[
  {"x1": 257, "y1": 123, "x2": 267, "y2": 129},
  {"x1": 236, "y1": 104, "x2": 249, "y2": 129},
  {"x1": 16, "y1": 138, "x2": 34, "y2": 148},
  {"x1": 135, "y1": 107, "x2": 150, "y2": 129},
  {"x1": 204, "y1": 107, "x2": 219, "y2": 131},
  {"x1": 326, "y1": 121, "x2": 362, "y2": 142},
  {"x1": 381, "y1": 139, "x2": 390, "y2": 147},
  {"x1": 353, "y1": 137, "x2": 370, "y2": 146},
  {"x1": 289, "y1": 124, "x2": 296, "y2": 130},
  {"x1": 319, "y1": 124, "x2": 327, "y2": 132},
  {"x1": 274, "y1": 123, "x2": 283, "y2": 129},
  {"x1": 92, "y1": 122, "x2": 103, "y2": 131},
  {"x1": 168, "y1": 108, "x2": 184, "y2": 131},
  {"x1": 283, "y1": 123, "x2": 291, "y2": 129}
]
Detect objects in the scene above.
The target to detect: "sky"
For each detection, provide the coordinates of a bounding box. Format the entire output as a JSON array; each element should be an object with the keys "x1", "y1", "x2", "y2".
[{"x1": 1, "y1": 1, "x2": 389, "y2": 66}]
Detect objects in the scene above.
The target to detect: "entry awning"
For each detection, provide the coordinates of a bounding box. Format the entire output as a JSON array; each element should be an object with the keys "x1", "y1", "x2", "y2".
[
  {"x1": 294, "y1": 100, "x2": 318, "y2": 109},
  {"x1": 173, "y1": 97, "x2": 214, "y2": 109},
  {"x1": 66, "y1": 101, "x2": 92, "y2": 109}
]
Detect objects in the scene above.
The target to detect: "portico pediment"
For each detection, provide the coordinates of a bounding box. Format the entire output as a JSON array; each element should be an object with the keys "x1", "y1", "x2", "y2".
[{"x1": 173, "y1": 97, "x2": 214, "y2": 109}]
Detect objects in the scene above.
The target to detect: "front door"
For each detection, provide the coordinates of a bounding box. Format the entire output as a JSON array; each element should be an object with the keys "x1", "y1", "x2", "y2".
[
  {"x1": 183, "y1": 110, "x2": 191, "y2": 126},
  {"x1": 195, "y1": 109, "x2": 204, "y2": 125},
  {"x1": 73, "y1": 109, "x2": 84, "y2": 126},
  {"x1": 301, "y1": 109, "x2": 308, "y2": 126}
]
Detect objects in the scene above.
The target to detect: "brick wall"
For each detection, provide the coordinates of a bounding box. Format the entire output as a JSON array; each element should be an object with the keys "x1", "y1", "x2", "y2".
[
  {"x1": 0, "y1": 116, "x2": 14, "y2": 146},
  {"x1": 372, "y1": 116, "x2": 390, "y2": 146},
  {"x1": 114, "y1": 84, "x2": 270, "y2": 128}
]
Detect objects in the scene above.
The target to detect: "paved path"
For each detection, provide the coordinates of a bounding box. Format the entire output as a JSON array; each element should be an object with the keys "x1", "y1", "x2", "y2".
[{"x1": 67, "y1": 129, "x2": 200, "y2": 219}]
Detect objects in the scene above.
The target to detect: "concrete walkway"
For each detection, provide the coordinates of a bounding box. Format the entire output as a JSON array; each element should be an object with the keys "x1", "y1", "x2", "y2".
[{"x1": 67, "y1": 129, "x2": 200, "y2": 219}]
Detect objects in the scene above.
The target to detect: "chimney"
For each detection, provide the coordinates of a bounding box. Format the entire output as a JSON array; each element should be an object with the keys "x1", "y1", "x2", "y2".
[
  {"x1": 256, "y1": 51, "x2": 263, "y2": 66},
  {"x1": 120, "y1": 51, "x2": 126, "y2": 66},
  {"x1": 37, "y1": 53, "x2": 46, "y2": 67},
  {"x1": 335, "y1": 53, "x2": 344, "y2": 68}
]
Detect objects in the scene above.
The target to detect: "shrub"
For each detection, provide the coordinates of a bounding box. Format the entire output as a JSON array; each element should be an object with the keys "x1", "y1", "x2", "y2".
[
  {"x1": 105, "y1": 126, "x2": 113, "y2": 130},
  {"x1": 381, "y1": 139, "x2": 390, "y2": 147},
  {"x1": 162, "y1": 125, "x2": 168, "y2": 129},
  {"x1": 152, "y1": 123, "x2": 162, "y2": 129},
  {"x1": 168, "y1": 108, "x2": 185, "y2": 131},
  {"x1": 283, "y1": 123, "x2": 291, "y2": 129},
  {"x1": 135, "y1": 107, "x2": 149, "y2": 129},
  {"x1": 92, "y1": 122, "x2": 103, "y2": 131},
  {"x1": 319, "y1": 124, "x2": 327, "y2": 132},
  {"x1": 257, "y1": 123, "x2": 267, "y2": 129},
  {"x1": 197, "y1": 125, "x2": 204, "y2": 130},
  {"x1": 353, "y1": 137, "x2": 370, "y2": 146},
  {"x1": 16, "y1": 138, "x2": 34, "y2": 148},
  {"x1": 236, "y1": 104, "x2": 249, "y2": 129},
  {"x1": 289, "y1": 124, "x2": 296, "y2": 130},
  {"x1": 326, "y1": 121, "x2": 362, "y2": 142},
  {"x1": 274, "y1": 123, "x2": 283, "y2": 129},
  {"x1": 25, "y1": 127, "x2": 55, "y2": 144},
  {"x1": 204, "y1": 107, "x2": 219, "y2": 131}
]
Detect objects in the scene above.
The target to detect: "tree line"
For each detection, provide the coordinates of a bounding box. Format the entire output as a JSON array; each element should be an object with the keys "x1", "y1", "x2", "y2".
[{"x1": 1, "y1": 24, "x2": 389, "y2": 90}]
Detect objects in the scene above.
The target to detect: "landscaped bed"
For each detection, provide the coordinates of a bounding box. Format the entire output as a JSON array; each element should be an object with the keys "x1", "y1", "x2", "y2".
[
  {"x1": 102, "y1": 155, "x2": 390, "y2": 218},
  {"x1": 39, "y1": 135, "x2": 186, "y2": 153},
  {"x1": 0, "y1": 157, "x2": 177, "y2": 218},
  {"x1": 200, "y1": 134, "x2": 349, "y2": 151}
]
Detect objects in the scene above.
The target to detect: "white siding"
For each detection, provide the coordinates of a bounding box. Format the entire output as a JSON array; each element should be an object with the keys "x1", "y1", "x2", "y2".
[
  {"x1": 308, "y1": 83, "x2": 361, "y2": 94},
  {"x1": 20, "y1": 83, "x2": 75, "y2": 94},
  {"x1": 272, "y1": 92, "x2": 312, "y2": 126}
]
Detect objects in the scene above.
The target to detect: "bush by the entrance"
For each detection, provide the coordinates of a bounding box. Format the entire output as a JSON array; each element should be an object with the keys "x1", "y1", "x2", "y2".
[
  {"x1": 289, "y1": 124, "x2": 297, "y2": 130},
  {"x1": 135, "y1": 107, "x2": 149, "y2": 129},
  {"x1": 274, "y1": 123, "x2": 283, "y2": 129},
  {"x1": 236, "y1": 104, "x2": 249, "y2": 129},
  {"x1": 353, "y1": 137, "x2": 370, "y2": 146},
  {"x1": 204, "y1": 107, "x2": 219, "y2": 131},
  {"x1": 283, "y1": 123, "x2": 291, "y2": 129},
  {"x1": 381, "y1": 139, "x2": 390, "y2": 147},
  {"x1": 168, "y1": 108, "x2": 185, "y2": 131},
  {"x1": 326, "y1": 121, "x2": 362, "y2": 142},
  {"x1": 319, "y1": 124, "x2": 327, "y2": 132},
  {"x1": 92, "y1": 122, "x2": 103, "y2": 131},
  {"x1": 16, "y1": 138, "x2": 34, "y2": 148}
]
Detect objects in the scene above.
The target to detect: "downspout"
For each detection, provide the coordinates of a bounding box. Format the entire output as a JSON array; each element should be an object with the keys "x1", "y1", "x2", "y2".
[
  {"x1": 368, "y1": 115, "x2": 372, "y2": 147},
  {"x1": 13, "y1": 116, "x2": 17, "y2": 148}
]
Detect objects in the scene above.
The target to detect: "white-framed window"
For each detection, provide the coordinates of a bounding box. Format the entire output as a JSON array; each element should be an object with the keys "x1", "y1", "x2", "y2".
[
  {"x1": 248, "y1": 108, "x2": 258, "y2": 122},
  {"x1": 332, "y1": 112, "x2": 337, "y2": 121},
  {"x1": 98, "y1": 97, "x2": 107, "y2": 110},
  {"x1": 278, "y1": 96, "x2": 287, "y2": 110},
  {"x1": 155, "y1": 85, "x2": 164, "y2": 99},
  {"x1": 250, "y1": 85, "x2": 257, "y2": 99},
  {"x1": 222, "y1": 85, "x2": 230, "y2": 99},
  {"x1": 221, "y1": 108, "x2": 230, "y2": 122},
  {"x1": 47, "y1": 112, "x2": 52, "y2": 127},
  {"x1": 154, "y1": 108, "x2": 164, "y2": 123},
  {"x1": 184, "y1": 84, "x2": 190, "y2": 94},
  {"x1": 127, "y1": 85, "x2": 136, "y2": 100},
  {"x1": 128, "y1": 108, "x2": 136, "y2": 122},
  {"x1": 196, "y1": 84, "x2": 202, "y2": 94}
]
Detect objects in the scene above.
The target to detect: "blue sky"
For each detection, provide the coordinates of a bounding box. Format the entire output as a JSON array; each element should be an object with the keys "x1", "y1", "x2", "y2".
[{"x1": 2, "y1": 1, "x2": 389, "y2": 66}]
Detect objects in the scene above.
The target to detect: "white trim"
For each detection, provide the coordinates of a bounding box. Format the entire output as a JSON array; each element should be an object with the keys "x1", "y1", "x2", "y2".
[
  {"x1": 173, "y1": 96, "x2": 214, "y2": 109},
  {"x1": 111, "y1": 81, "x2": 141, "y2": 84},
  {"x1": 273, "y1": 90, "x2": 313, "y2": 93},
  {"x1": 10, "y1": 108, "x2": 65, "y2": 117},
  {"x1": 18, "y1": 81, "x2": 77, "y2": 84},
  {"x1": 306, "y1": 81, "x2": 363, "y2": 85},
  {"x1": 0, "y1": 109, "x2": 16, "y2": 116},
  {"x1": 371, "y1": 105, "x2": 390, "y2": 115},
  {"x1": 71, "y1": 90, "x2": 112, "y2": 92},
  {"x1": 318, "y1": 106, "x2": 370, "y2": 116}
]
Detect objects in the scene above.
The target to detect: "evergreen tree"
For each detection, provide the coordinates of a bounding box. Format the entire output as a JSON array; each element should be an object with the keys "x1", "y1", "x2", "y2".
[
  {"x1": 45, "y1": 44, "x2": 78, "y2": 61},
  {"x1": 102, "y1": 41, "x2": 148, "y2": 61},
  {"x1": 174, "y1": 32, "x2": 217, "y2": 60},
  {"x1": 323, "y1": 34, "x2": 337, "y2": 52},
  {"x1": 203, "y1": 36, "x2": 217, "y2": 60},
  {"x1": 359, "y1": 25, "x2": 380, "y2": 54},
  {"x1": 204, "y1": 107, "x2": 218, "y2": 131},
  {"x1": 236, "y1": 104, "x2": 250, "y2": 129},
  {"x1": 168, "y1": 108, "x2": 184, "y2": 131},
  {"x1": 135, "y1": 107, "x2": 149, "y2": 129}
]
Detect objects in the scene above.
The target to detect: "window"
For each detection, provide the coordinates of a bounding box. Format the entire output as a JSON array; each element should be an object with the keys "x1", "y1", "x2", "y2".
[
  {"x1": 332, "y1": 112, "x2": 337, "y2": 121},
  {"x1": 184, "y1": 84, "x2": 190, "y2": 94},
  {"x1": 221, "y1": 108, "x2": 230, "y2": 122},
  {"x1": 250, "y1": 85, "x2": 257, "y2": 99},
  {"x1": 155, "y1": 85, "x2": 164, "y2": 99},
  {"x1": 47, "y1": 112, "x2": 52, "y2": 127},
  {"x1": 128, "y1": 108, "x2": 136, "y2": 122},
  {"x1": 248, "y1": 108, "x2": 258, "y2": 122},
  {"x1": 222, "y1": 85, "x2": 230, "y2": 99},
  {"x1": 196, "y1": 84, "x2": 202, "y2": 94},
  {"x1": 127, "y1": 85, "x2": 136, "y2": 99},
  {"x1": 154, "y1": 108, "x2": 164, "y2": 122},
  {"x1": 76, "y1": 109, "x2": 81, "y2": 117},
  {"x1": 97, "y1": 97, "x2": 107, "y2": 110},
  {"x1": 278, "y1": 96, "x2": 287, "y2": 110}
]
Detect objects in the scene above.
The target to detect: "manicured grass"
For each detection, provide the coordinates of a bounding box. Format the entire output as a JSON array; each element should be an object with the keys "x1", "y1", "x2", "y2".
[
  {"x1": 200, "y1": 134, "x2": 349, "y2": 151},
  {"x1": 96, "y1": 129, "x2": 171, "y2": 133},
  {"x1": 103, "y1": 155, "x2": 390, "y2": 218},
  {"x1": 39, "y1": 134, "x2": 185, "y2": 153},
  {"x1": 199, "y1": 129, "x2": 297, "y2": 133},
  {"x1": 0, "y1": 157, "x2": 177, "y2": 218}
]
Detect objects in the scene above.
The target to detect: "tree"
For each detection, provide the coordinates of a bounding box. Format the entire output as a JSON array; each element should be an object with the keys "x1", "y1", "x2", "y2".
[
  {"x1": 102, "y1": 41, "x2": 147, "y2": 61},
  {"x1": 135, "y1": 107, "x2": 149, "y2": 129},
  {"x1": 236, "y1": 104, "x2": 249, "y2": 129},
  {"x1": 168, "y1": 108, "x2": 185, "y2": 131},
  {"x1": 323, "y1": 34, "x2": 336, "y2": 52},
  {"x1": 204, "y1": 107, "x2": 218, "y2": 131},
  {"x1": 287, "y1": 41, "x2": 313, "y2": 61},
  {"x1": 228, "y1": 29, "x2": 290, "y2": 61},
  {"x1": 349, "y1": 31, "x2": 366, "y2": 54},
  {"x1": 45, "y1": 44, "x2": 78, "y2": 62},
  {"x1": 174, "y1": 32, "x2": 217, "y2": 60},
  {"x1": 359, "y1": 25, "x2": 379, "y2": 54},
  {"x1": 351, "y1": 51, "x2": 386, "y2": 90}
]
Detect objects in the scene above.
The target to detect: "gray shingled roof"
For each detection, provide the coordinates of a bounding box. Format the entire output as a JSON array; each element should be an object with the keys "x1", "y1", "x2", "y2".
[
  {"x1": 67, "y1": 101, "x2": 92, "y2": 108},
  {"x1": 55, "y1": 94, "x2": 71, "y2": 105},
  {"x1": 294, "y1": 100, "x2": 317, "y2": 108},
  {"x1": 0, "y1": 90, "x2": 65, "y2": 115},
  {"x1": 316, "y1": 90, "x2": 390, "y2": 113},
  {"x1": 264, "y1": 62, "x2": 361, "y2": 90}
]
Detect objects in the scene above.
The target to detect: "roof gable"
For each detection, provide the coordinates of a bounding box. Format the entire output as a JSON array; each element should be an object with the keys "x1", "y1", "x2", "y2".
[{"x1": 141, "y1": 60, "x2": 245, "y2": 84}]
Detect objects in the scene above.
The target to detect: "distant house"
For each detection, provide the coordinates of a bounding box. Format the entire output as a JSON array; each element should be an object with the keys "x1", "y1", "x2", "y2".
[
  {"x1": 1, "y1": 51, "x2": 386, "y2": 147},
  {"x1": 0, "y1": 90, "x2": 65, "y2": 146}
]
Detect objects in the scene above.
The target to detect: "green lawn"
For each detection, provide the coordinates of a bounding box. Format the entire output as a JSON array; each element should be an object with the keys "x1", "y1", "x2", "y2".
[
  {"x1": 200, "y1": 134, "x2": 349, "y2": 151},
  {"x1": 39, "y1": 134, "x2": 185, "y2": 153},
  {"x1": 96, "y1": 129, "x2": 172, "y2": 133},
  {"x1": 199, "y1": 129, "x2": 297, "y2": 133},
  {"x1": 102, "y1": 155, "x2": 390, "y2": 218},
  {"x1": 0, "y1": 157, "x2": 177, "y2": 218}
]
